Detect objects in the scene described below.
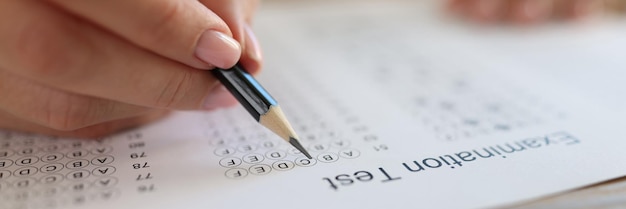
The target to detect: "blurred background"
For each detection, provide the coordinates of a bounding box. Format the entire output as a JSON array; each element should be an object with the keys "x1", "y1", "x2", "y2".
[{"x1": 256, "y1": 0, "x2": 626, "y2": 113}]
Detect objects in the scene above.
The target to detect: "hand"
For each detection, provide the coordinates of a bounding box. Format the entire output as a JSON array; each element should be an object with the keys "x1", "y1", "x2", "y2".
[
  {"x1": 0, "y1": 0, "x2": 261, "y2": 137},
  {"x1": 447, "y1": 0, "x2": 604, "y2": 24}
]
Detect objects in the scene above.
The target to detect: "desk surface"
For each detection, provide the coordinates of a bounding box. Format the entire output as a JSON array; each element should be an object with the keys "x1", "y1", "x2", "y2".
[{"x1": 516, "y1": 176, "x2": 626, "y2": 208}]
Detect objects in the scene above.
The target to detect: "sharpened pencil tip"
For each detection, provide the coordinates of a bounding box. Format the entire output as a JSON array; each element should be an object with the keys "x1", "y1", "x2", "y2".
[{"x1": 289, "y1": 137, "x2": 312, "y2": 159}]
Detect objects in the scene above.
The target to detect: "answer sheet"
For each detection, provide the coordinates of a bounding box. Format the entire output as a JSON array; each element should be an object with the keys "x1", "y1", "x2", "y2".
[{"x1": 3, "y1": 1, "x2": 626, "y2": 209}]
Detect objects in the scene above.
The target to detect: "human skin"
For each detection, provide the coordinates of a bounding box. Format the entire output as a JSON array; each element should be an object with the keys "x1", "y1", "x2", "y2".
[
  {"x1": 0, "y1": 0, "x2": 614, "y2": 138},
  {"x1": 447, "y1": 0, "x2": 605, "y2": 24},
  {"x1": 0, "y1": 0, "x2": 261, "y2": 138}
]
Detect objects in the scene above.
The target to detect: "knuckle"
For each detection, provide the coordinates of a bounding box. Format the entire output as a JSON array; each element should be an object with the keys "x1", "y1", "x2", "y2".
[
  {"x1": 37, "y1": 92, "x2": 98, "y2": 131},
  {"x1": 13, "y1": 21, "x2": 87, "y2": 81},
  {"x1": 153, "y1": 70, "x2": 195, "y2": 108}
]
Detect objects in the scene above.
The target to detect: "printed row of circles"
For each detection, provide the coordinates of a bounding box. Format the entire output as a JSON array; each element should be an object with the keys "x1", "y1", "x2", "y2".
[
  {"x1": 0, "y1": 166, "x2": 116, "y2": 179},
  {"x1": 208, "y1": 130, "x2": 343, "y2": 145},
  {"x1": 218, "y1": 149, "x2": 360, "y2": 167},
  {"x1": 223, "y1": 153, "x2": 360, "y2": 179},
  {"x1": 224, "y1": 162, "x2": 295, "y2": 179},
  {"x1": 0, "y1": 155, "x2": 114, "y2": 169},
  {"x1": 0, "y1": 139, "x2": 111, "y2": 148},
  {"x1": 0, "y1": 146, "x2": 113, "y2": 158},
  {"x1": 1, "y1": 189, "x2": 120, "y2": 208},
  {"x1": 214, "y1": 141, "x2": 353, "y2": 157},
  {"x1": 223, "y1": 158, "x2": 312, "y2": 178},
  {"x1": 0, "y1": 138, "x2": 110, "y2": 146},
  {"x1": 0, "y1": 176, "x2": 118, "y2": 192}
]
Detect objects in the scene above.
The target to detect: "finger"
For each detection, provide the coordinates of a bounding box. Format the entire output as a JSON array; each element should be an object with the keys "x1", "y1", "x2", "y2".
[
  {"x1": 446, "y1": 0, "x2": 468, "y2": 14},
  {"x1": 605, "y1": 0, "x2": 626, "y2": 13},
  {"x1": 446, "y1": 0, "x2": 473, "y2": 18},
  {"x1": 202, "y1": 85, "x2": 238, "y2": 111},
  {"x1": 468, "y1": 0, "x2": 508, "y2": 23},
  {"x1": 551, "y1": 0, "x2": 568, "y2": 18},
  {"x1": 509, "y1": 0, "x2": 553, "y2": 24},
  {"x1": 552, "y1": 0, "x2": 603, "y2": 19},
  {"x1": 0, "y1": 0, "x2": 221, "y2": 110},
  {"x1": 241, "y1": 0, "x2": 262, "y2": 74},
  {"x1": 567, "y1": 0, "x2": 604, "y2": 19},
  {"x1": 239, "y1": 24, "x2": 263, "y2": 74},
  {"x1": 200, "y1": 0, "x2": 247, "y2": 51},
  {"x1": 47, "y1": 0, "x2": 241, "y2": 69},
  {"x1": 201, "y1": 0, "x2": 262, "y2": 74},
  {"x1": 242, "y1": 0, "x2": 261, "y2": 24},
  {"x1": 0, "y1": 69, "x2": 152, "y2": 131},
  {"x1": 0, "y1": 109, "x2": 168, "y2": 138}
]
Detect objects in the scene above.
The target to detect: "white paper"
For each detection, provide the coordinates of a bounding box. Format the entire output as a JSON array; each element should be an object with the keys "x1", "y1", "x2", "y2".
[{"x1": 2, "y1": 1, "x2": 626, "y2": 209}]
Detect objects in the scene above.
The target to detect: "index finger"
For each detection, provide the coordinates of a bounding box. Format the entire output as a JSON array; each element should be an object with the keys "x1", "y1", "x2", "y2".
[{"x1": 47, "y1": 0, "x2": 242, "y2": 69}]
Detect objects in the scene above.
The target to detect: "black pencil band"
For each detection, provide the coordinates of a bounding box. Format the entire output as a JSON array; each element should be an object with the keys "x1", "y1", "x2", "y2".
[{"x1": 211, "y1": 64, "x2": 278, "y2": 121}]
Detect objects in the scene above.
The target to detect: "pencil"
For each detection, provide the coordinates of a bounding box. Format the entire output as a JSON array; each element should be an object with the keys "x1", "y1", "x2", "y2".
[{"x1": 212, "y1": 64, "x2": 313, "y2": 159}]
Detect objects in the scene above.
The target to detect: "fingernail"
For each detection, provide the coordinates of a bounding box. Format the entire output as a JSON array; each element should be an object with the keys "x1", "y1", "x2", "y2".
[
  {"x1": 202, "y1": 85, "x2": 237, "y2": 110},
  {"x1": 195, "y1": 30, "x2": 242, "y2": 69},
  {"x1": 244, "y1": 25, "x2": 263, "y2": 62}
]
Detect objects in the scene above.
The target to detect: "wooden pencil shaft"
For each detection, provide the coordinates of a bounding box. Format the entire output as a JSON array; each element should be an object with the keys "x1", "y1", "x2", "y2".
[
  {"x1": 211, "y1": 64, "x2": 277, "y2": 121},
  {"x1": 212, "y1": 64, "x2": 313, "y2": 159},
  {"x1": 259, "y1": 105, "x2": 298, "y2": 142}
]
